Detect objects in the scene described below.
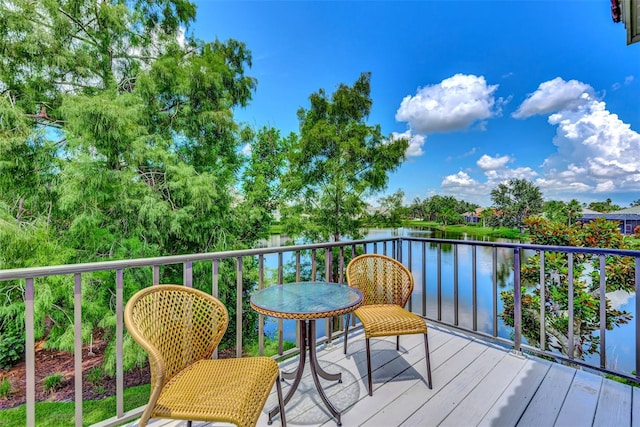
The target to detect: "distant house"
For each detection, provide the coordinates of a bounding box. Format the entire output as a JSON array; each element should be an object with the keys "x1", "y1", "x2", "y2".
[
  {"x1": 463, "y1": 207, "x2": 485, "y2": 224},
  {"x1": 579, "y1": 206, "x2": 640, "y2": 235}
]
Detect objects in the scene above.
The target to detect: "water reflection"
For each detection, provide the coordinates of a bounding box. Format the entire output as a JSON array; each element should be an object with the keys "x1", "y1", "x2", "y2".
[{"x1": 258, "y1": 227, "x2": 636, "y2": 374}]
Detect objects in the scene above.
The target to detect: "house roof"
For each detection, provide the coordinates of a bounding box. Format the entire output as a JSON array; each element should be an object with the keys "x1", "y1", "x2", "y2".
[{"x1": 609, "y1": 206, "x2": 640, "y2": 214}]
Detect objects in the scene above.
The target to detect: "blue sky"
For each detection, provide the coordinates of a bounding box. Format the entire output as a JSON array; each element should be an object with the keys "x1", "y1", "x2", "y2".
[{"x1": 191, "y1": 1, "x2": 639, "y2": 207}]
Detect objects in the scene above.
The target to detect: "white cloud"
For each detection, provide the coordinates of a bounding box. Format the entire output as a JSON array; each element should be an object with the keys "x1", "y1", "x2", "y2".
[
  {"x1": 391, "y1": 130, "x2": 426, "y2": 158},
  {"x1": 240, "y1": 143, "x2": 252, "y2": 156},
  {"x1": 395, "y1": 74, "x2": 499, "y2": 134},
  {"x1": 595, "y1": 181, "x2": 616, "y2": 192},
  {"x1": 614, "y1": 75, "x2": 636, "y2": 91},
  {"x1": 518, "y1": 78, "x2": 640, "y2": 197},
  {"x1": 441, "y1": 171, "x2": 479, "y2": 188},
  {"x1": 428, "y1": 76, "x2": 639, "y2": 204},
  {"x1": 480, "y1": 76, "x2": 640, "y2": 199},
  {"x1": 440, "y1": 171, "x2": 491, "y2": 205},
  {"x1": 512, "y1": 77, "x2": 593, "y2": 118},
  {"x1": 477, "y1": 154, "x2": 512, "y2": 171}
]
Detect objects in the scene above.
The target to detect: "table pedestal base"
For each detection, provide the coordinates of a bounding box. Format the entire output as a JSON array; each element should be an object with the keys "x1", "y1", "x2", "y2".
[{"x1": 268, "y1": 319, "x2": 342, "y2": 426}]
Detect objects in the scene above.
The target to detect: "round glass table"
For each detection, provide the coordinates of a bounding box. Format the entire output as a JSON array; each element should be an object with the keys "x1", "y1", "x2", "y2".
[{"x1": 250, "y1": 281, "x2": 363, "y2": 426}]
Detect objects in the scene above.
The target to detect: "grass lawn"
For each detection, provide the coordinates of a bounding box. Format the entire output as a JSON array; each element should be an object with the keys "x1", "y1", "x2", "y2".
[
  {"x1": 0, "y1": 383, "x2": 150, "y2": 427},
  {"x1": 0, "y1": 336, "x2": 293, "y2": 427},
  {"x1": 402, "y1": 220, "x2": 528, "y2": 240}
]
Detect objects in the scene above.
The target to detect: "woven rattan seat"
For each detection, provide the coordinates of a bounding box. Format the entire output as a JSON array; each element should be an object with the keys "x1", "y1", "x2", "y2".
[
  {"x1": 124, "y1": 284, "x2": 286, "y2": 427},
  {"x1": 344, "y1": 254, "x2": 433, "y2": 396}
]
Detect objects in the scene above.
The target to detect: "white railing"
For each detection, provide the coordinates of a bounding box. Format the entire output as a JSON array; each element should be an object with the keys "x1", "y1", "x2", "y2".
[{"x1": 1, "y1": 235, "x2": 639, "y2": 426}]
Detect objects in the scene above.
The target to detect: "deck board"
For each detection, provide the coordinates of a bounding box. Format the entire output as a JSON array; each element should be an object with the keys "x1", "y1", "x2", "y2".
[
  {"x1": 477, "y1": 357, "x2": 551, "y2": 427},
  {"x1": 136, "y1": 324, "x2": 635, "y2": 427},
  {"x1": 399, "y1": 342, "x2": 507, "y2": 426},
  {"x1": 593, "y1": 378, "x2": 632, "y2": 427},
  {"x1": 554, "y1": 369, "x2": 603, "y2": 426},
  {"x1": 516, "y1": 362, "x2": 576, "y2": 427},
  {"x1": 633, "y1": 387, "x2": 640, "y2": 427},
  {"x1": 439, "y1": 350, "x2": 528, "y2": 426}
]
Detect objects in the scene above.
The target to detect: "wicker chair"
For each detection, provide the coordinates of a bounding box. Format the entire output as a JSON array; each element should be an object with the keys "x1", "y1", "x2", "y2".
[
  {"x1": 344, "y1": 254, "x2": 432, "y2": 396},
  {"x1": 124, "y1": 284, "x2": 286, "y2": 427}
]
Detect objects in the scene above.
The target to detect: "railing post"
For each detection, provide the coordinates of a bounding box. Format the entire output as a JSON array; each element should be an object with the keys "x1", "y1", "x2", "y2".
[
  {"x1": 599, "y1": 254, "x2": 606, "y2": 369},
  {"x1": 472, "y1": 245, "x2": 477, "y2": 331},
  {"x1": 568, "y1": 252, "x2": 574, "y2": 360},
  {"x1": 74, "y1": 273, "x2": 83, "y2": 426},
  {"x1": 295, "y1": 251, "x2": 301, "y2": 349},
  {"x1": 339, "y1": 246, "x2": 345, "y2": 284},
  {"x1": 325, "y1": 247, "x2": 332, "y2": 345},
  {"x1": 258, "y1": 255, "x2": 265, "y2": 356},
  {"x1": 492, "y1": 246, "x2": 498, "y2": 337},
  {"x1": 278, "y1": 252, "x2": 284, "y2": 355},
  {"x1": 422, "y1": 241, "x2": 427, "y2": 317},
  {"x1": 513, "y1": 247, "x2": 522, "y2": 355},
  {"x1": 212, "y1": 259, "x2": 219, "y2": 359},
  {"x1": 407, "y1": 239, "x2": 412, "y2": 312},
  {"x1": 25, "y1": 277, "x2": 35, "y2": 427},
  {"x1": 635, "y1": 256, "x2": 640, "y2": 381},
  {"x1": 236, "y1": 257, "x2": 243, "y2": 358},
  {"x1": 539, "y1": 251, "x2": 546, "y2": 352},
  {"x1": 153, "y1": 265, "x2": 159, "y2": 285},
  {"x1": 437, "y1": 243, "x2": 442, "y2": 321},
  {"x1": 116, "y1": 269, "x2": 124, "y2": 418},
  {"x1": 454, "y1": 244, "x2": 459, "y2": 326},
  {"x1": 312, "y1": 249, "x2": 317, "y2": 280},
  {"x1": 183, "y1": 261, "x2": 192, "y2": 287}
]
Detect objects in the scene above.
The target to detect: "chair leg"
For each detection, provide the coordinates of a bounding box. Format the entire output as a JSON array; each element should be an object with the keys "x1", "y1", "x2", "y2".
[
  {"x1": 424, "y1": 333, "x2": 433, "y2": 389},
  {"x1": 343, "y1": 313, "x2": 350, "y2": 354},
  {"x1": 396, "y1": 335, "x2": 400, "y2": 351},
  {"x1": 366, "y1": 338, "x2": 373, "y2": 396},
  {"x1": 187, "y1": 422, "x2": 192, "y2": 427},
  {"x1": 276, "y1": 376, "x2": 287, "y2": 426}
]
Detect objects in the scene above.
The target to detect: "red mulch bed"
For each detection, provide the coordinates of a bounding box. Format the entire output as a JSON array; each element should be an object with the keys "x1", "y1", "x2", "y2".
[
  {"x1": 0, "y1": 335, "x2": 237, "y2": 410},
  {"x1": 0, "y1": 335, "x2": 150, "y2": 410}
]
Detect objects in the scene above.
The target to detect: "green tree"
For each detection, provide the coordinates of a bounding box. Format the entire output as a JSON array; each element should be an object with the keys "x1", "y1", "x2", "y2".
[
  {"x1": 0, "y1": 0, "x2": 274, "y2": 368},
  {"x1": 587, "y1": 198, "x2": 621, "y2": 213},
  {"x1": 543, "y1": 199, "x2": 582, "y2": 226},
  {"x1": 377, "y1": 189, "x2": 406, "y2": 228},
  {"x1": 490, "y1": 178, "x2": 543, "y2": 230},
  {"x1": 282, "y1": 72, "x2": 408, "y2": 242},
  {"x1": 543, "y1": 200, "x2": 568, "y2": 224},
  {"x1": 425, "y1": 195, "x2": 470, "y2": 226},
  {"x1": 237, "y1": 126, "x2": 292, "y2": 243},
  {"x1": 480, "y1": 208, "x2": 494, "y2": 227},
  {"x1": 566, "y1": 199, "x2": 583, "y2": 226},
  {"x1": 408, "y1": 197, "x2": 426, "y2": 219},
  {"x1": 502, "y1": 216, "x2": 633, "y2": 360}
]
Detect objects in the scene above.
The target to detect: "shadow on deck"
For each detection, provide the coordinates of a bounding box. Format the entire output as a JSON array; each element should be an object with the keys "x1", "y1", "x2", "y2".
[{"x1": 131, "y1": 324, "x2": 638, "y2": 427}]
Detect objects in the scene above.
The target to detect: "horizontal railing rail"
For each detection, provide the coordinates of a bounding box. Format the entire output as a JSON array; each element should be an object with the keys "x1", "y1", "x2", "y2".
[{"x1": 1, "y1": 234, "x2": 639, "y2": 426}]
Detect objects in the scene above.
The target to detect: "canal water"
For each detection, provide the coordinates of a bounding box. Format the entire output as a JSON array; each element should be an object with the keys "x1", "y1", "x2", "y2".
[{"x1": 260, "y1": 227, "x2": 636, "y2": 375}]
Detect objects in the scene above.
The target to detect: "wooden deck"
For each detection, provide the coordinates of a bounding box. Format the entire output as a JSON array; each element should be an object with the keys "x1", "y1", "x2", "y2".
[{"x1": 137, "y1": 325, "x2": 639, "y2": 427}]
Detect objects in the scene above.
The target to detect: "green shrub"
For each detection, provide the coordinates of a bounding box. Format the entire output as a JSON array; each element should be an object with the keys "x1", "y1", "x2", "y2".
[
  {"x1": 86, "y1": 367, "x2": 104, "y2": 386},
  {"x1": 43, "y1": 373, "x2": 64, "y2": 392},
  {"x1": 0, "y1": 378, "x2": 11, "y2": 398},
  {"x1": 0, "y1": 324, "x2": 24, "y2": 369}
]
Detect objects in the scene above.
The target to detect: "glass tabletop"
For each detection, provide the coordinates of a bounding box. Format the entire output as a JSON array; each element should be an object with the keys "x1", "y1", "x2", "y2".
[{"x1": 250, "y1": 281, "x2": 363, "y2": 320}]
